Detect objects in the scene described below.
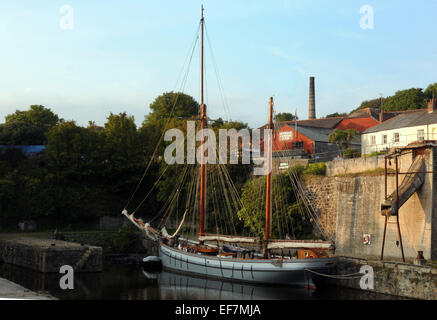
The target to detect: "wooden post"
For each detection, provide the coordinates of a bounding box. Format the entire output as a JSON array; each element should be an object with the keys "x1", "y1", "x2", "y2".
[
  {"x1": 380, "y1": 216, "x2": 387, "y2": 261},
  {"x1": 395, "y1": 156, "x2": 405, "y2": 262},
  {"x1": 264, "y1": 97, "x2": 274, "y2": 259},
  {"x1": 199, "y1": 5, "x2": 206, "y2": 239}
]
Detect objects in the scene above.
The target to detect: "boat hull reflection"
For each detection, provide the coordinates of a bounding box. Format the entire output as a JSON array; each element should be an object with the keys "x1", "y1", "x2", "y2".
[{"x1": 144, "y1": 267, "x2": 328, "y2": 300}]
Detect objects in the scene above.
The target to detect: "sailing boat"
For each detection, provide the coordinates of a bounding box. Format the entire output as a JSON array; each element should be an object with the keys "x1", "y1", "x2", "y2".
[{"x1": 123, "y1": 7, "x2": 337, "y2": 287}]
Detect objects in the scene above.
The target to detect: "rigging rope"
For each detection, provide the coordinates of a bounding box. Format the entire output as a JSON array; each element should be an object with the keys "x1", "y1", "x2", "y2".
[
  {"x1": 124, "y1": 22, "x2": 201, "y2": 212},
  {"x1": 304, "y1": 268, "x2": 364, "y2": 280}
]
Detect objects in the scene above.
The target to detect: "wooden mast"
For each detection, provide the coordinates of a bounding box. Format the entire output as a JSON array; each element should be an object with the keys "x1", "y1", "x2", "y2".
[
  {"x1": 264, "y1": 97, "x2": 274, "y2": 258},
  {"x1": 199, "y1": 5, "x2": 206, "y2": 239}
]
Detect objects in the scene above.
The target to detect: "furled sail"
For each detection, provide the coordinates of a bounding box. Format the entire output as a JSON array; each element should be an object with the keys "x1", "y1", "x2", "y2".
[
  {"x1": 121, "y1": 209, "x2": 159, "y2": 241},
  {"x1": 198, "y1": 233, "x2": 260, "y2": 244},
  {"x1": 267, "y1": 240, "x2": 333, "y2": 250}
]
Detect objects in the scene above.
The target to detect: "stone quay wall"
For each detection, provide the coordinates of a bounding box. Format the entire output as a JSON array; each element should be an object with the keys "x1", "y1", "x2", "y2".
[
  {"x1": 303, "y1": 176, "x2": 339, "y2": 240},
  {"x1": 330, "y1": 257, "x2": 437, "y2": 300},
  {"x1": 304, "y1": 149, "x2": 436, "y2": 261},
  {"x1": 0, "y1": 238, "x2": 102, "y2": 273}
]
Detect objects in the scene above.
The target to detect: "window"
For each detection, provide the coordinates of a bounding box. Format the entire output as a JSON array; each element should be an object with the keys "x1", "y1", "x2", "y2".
[
  {"x1": 417, "y1": 129, "x2": 425, "y2": 141},
  {"x1": 278, "y1": 131, "x2": 292, "y2": 141},
  {"x1": 292, "y1": 141, "x2": 304, "y2": 149},
  {"x1": 371, "y1": 135, "x2": 376, "y2": 145},
  {"x1": 394, "y1": 133, "x2": 399, "y2": 143},
  {"x1": 383, "y1": 135, "x2": 387, "y2": 144}
]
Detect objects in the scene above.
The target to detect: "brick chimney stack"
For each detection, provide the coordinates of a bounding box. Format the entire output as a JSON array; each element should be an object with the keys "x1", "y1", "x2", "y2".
[
  {"x1": 379, "y1": 109, "x2": 384, "y2": 123},
  {"x1": 428, "y1": 98, "x2": 436, "y2": 113},
  {"x1": 309, "y1": 76, "x2": 316, "y2": 119}
]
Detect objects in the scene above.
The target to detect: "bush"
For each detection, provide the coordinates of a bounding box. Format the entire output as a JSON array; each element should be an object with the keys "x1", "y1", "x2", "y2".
[
  {"x1": 303, "y1": 162, "x2": 326, "y2": 176},
  {"x1": 111, "y1": 227, "x2": 138, "y2": 252},
  {"x1": 344, "y1": 148, "x2": 360, "y2": 159},
  {"x1": 363, "y1": 151, "x2": 387, "y2": 158}
]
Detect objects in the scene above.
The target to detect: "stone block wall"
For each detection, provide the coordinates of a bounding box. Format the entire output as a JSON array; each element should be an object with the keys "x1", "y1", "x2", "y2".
[
  {"x1": 326, "y1": 155, "x2": 386, "y2": 176},
  {"x1": 303, "y1": 149, "x2": 435, "y2": 261},
  {"x1": 304, "y1": 176, "x2": 339, "y2": 240},
  {"x1": 0, "y1": 239, "x2": 102, "y2": 273},
  {"x1": 331, "y1": 257, "x2": 437, "y2": 300}
]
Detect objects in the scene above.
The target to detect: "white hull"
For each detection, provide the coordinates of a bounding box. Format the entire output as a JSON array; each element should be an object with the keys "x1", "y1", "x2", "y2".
[{"x1": 158, "y1": 243, "x2": 337, "y2": 287}]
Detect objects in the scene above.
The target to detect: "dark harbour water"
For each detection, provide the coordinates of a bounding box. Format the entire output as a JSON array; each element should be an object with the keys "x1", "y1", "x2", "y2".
[{"x1": 0, "y1": 261, "x2": 399, "y2": 300}]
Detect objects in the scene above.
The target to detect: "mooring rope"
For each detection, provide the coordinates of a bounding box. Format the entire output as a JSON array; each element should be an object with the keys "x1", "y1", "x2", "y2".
[{"x1": 304, "y1": 268, "x2": 364, "y2": 280}]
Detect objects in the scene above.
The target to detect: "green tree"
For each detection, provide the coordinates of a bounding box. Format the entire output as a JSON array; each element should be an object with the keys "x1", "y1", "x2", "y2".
[
  {"x1": 328, "y1": 129, "x2": 359, "y2": 156},
  {"x1": 5, "y1": 105, "x2": 61, "y2": 133},
  {"x1": 383, "y1": 88, "x2": 426, "y2": 111},
  {"x1": 354, "y1": 97, "x2": 386, "y2": 112},
  {"x1": 424, "y1": 83, "x2": 437, "y2": 99},
  {"x1": 326, "y1": 112, "x2": 348, "y2": 118},
  {"x1": 275, "y1": 112, "x2": 297, "y2": 122},
  {"x1": 103, "y1": 112, "x2": 146, "y2": 194},
  {"x1": 237, "y1": 173, "x2": 312, "y2": 239},
  {"x1": 146, "y1": 92, "x2": 200, "y2": 121},
  {"x1": 46, "y1": 121, "x2": 105, "y2": 176},
  {"x1": 0, "y1": 121, "x2": 45, "y2": 145}
]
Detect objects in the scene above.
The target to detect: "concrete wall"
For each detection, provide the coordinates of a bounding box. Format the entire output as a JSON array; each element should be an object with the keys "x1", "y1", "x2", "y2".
[
  {"x1": 325, "y1": 155, "x2": 386, "y2": 176},
  {"x1": 305, "y1": 149, "x2": 436, "y2": 261}
]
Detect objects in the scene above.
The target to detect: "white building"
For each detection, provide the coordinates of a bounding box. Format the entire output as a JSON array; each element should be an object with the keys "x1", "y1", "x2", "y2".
[{"x1": 362, "y1": 99, "x2": 437, "y2": 155}]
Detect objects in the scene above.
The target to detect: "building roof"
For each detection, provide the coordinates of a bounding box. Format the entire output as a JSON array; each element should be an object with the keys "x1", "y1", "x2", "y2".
[
  {"x1": 274, "y1": 117, "x2": 343, "y2": 129},
  {"x1": 349, "y1": 107, "x2": 427, "y2": 122},
  {"x1": 292, "y1": 126, "x2": 333, "y2": 143},
  {"x1": 0, "y1": 145, "x2": 46, "y2": 156},
  {"x1": 335, "y1": 116, "x2": 379, "y2": 132},
  {"x1": 363, "y1": 110, "x2": 437, "y2": 134}
]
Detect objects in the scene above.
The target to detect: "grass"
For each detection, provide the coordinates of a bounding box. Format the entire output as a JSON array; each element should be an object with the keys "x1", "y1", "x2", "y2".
[
  {"x1": 362, "y1": 151, "x2": 388, "y2": 158},
  {"x1": 334, "y1": 167, "x2": 396, "y2": 177}
]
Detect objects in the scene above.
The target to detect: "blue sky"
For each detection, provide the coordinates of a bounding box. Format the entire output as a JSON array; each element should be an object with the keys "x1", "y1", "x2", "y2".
[{"x1": 1, "y1": 0, "x2": 436, "y2": 128}]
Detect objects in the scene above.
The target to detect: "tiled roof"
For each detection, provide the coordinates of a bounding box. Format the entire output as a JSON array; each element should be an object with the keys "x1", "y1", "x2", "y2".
[
  {"x1": 275, "y1": 117, "x2": 343, "y2": 129},
  {"x1": 335, "y1": 116, "x2": 379, "y2": 132},
  {"x1": 363, "y1": 110, "x2": 437, "y2": 133}
]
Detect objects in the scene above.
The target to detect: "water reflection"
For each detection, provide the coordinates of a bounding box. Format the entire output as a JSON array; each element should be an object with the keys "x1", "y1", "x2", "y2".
[{"x1": 0, "y1": 262, "x2": 399, "y2": 300}]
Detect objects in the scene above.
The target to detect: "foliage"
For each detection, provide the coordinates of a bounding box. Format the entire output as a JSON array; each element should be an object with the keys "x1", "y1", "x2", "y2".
[
  {"x1": 0, "y1": 92, "x2": 255, "y2": 230},
  {"x1": 0, "y1": 121, "x2": 45, "y2": 145},
  {"x1": 275, "y1": 112, "x2": 297, "y2": 122},
  {"x1": 145, "y1": 91, "x2": 200, "y2": 121},
  {"x1": 303, "y1": 162, "x2": 326, "y2": 175},
  {"x1": 5, "y1": 105, "x2": 61, "y2": 134},
  {"x1": 354, "y1": 97, "x2": 386, "y2": 112},
  {"x1": 352, "y1": 83, "x2": 437, "y2": 113},
  {"x1": 237, "y1": 173, "x2": 313, "y2": 239},
  {"x1": 383, "y1": 88, "x2": 426, "y2": 111},
  {"x1": 328, "y1": 128, "x2": 360, "y2": 156},
  {"x1": 424, "y1": 83, "x2": 437, "y2": 99},
  {"x1": 326, "y1": 112, "x2": 348, "y2": 118},
  {"x1": 46, "y1": 121, "x2": 105, "y2": 176},
  {"x1": 111, "y1": 227, "x2": 138, "y2": 252},
  {"x1": 343, "y1": 147, "x2": 360, "y2": 159},
  {"x1": 363, "y1": 151, "x2": 387, "y2": 158}
]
